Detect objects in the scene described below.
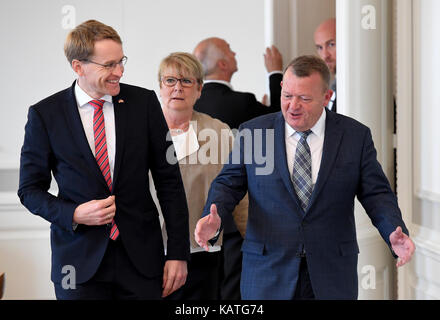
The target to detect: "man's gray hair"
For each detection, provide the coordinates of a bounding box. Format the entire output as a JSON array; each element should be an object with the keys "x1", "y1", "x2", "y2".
[{"x1": 195, "y1": 42, "x2": 225, "y2": 77}]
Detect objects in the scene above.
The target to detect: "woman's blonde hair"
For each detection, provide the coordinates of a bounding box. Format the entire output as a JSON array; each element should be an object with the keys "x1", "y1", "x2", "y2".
[{"x1": 158, "y1": 52, "x2": 204, "y2": 87}]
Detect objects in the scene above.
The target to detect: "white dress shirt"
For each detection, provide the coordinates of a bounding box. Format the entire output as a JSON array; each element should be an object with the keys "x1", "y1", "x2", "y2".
[
  {"x1": 326, "y1": 91, "x2": 336, "y2": 112},
  {"x1": 285, "y1": 109, "x2": 326, "y2": 185},
  {"x1": 170, "y1": 123, "x2": 199, "y2": 162},
  {"x1": 74, "y1": 82, "x2": 115, "y2": 180}
]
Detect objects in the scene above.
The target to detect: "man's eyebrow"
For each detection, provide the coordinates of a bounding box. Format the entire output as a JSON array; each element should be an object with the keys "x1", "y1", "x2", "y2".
[{"x1": 102, "y1": 56, "x2": 124, "y2": 64}]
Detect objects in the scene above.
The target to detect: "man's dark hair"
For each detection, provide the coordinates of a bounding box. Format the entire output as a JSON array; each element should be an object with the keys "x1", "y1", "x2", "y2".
[{"x1": 284, "y1": 55, "x2": 331, "y2": 91}]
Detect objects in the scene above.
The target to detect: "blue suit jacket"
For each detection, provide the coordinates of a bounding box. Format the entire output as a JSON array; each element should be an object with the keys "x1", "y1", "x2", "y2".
[
  {"x1": 18, "y1": 82, "x2": 190, "y2": 284},
  {"x1": 203, "y1": 109, "x2": 408, "y2": 299}
]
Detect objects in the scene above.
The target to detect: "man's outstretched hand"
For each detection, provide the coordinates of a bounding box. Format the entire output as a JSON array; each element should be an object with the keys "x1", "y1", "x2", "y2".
[
  {"x1": 194, "y1": 204, "x2": 221, "y2": 251},
  {"x1": 389, "y1": 226, "x2": 416, "y2": 267}
]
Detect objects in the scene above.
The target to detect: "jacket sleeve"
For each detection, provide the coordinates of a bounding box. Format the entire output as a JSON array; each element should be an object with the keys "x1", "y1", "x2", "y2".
[
  {"x1": 269, "y1": 72, "x2": 282, "y2": 109},
  {"x1": 18, "y1": 106, "x2": 77, "y2": 232},
  {"x1": 357, "y1": 127, "x2": 409, "y2": 255},
  {"x1": 146, "y1": 92, "x2": 190, "y2": 261},
  {"x1": 202, "y1": 124, "x2": 249, "y2": 223}
]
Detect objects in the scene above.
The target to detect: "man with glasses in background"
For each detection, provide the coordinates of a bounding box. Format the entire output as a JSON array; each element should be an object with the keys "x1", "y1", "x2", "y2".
[{"x1": 18, "y1": 20, "x2": 190, "y2": 299}]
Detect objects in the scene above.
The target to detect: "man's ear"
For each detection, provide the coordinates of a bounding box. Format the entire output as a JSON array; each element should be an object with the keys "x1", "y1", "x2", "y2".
[
  {"x1": 280, "y1": 81, "x2": 283, "y2": 88},
  {"x1": 217, "y1": 59, "x2": 227, "y2": 71},
  {"x1": 71, "y1": 59, "x2": 83, "y2": 76},
  {"x1": 323, "y1": 89, "x2": 333, "y2": 106}
]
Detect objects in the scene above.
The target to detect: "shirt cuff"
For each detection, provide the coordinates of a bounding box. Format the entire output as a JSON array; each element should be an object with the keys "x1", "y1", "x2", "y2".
[{"x1": 268, "y1": 70, "x2": 283, "y2": 77}]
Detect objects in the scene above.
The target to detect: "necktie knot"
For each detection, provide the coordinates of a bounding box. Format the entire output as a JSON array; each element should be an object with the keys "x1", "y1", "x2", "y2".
[
  {"x1": 297, "y1": 130, "x2": 312, "y2": 140},
  {"x1": 90, "y1": 99, "x2": 105, "y2": 111}
]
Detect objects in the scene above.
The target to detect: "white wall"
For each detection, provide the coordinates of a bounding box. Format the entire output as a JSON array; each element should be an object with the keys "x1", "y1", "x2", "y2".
[
  {"x1": 0, "y1": 0, "x2": 268, "y2": 171},
  {"x1": 408, "y1": 0, "x2": 440, "y2": 299},
  {"x1": 0, "y1": 0, "x2": 268, "y2": 299}
]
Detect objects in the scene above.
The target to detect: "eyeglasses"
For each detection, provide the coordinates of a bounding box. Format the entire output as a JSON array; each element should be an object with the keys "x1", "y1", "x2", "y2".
[
  {"x1": 82, "y1": 56, "x2": 128, "y2": 70},
  {"x1": 161, "y1": 76, "x2": 198, "y2": 88}
]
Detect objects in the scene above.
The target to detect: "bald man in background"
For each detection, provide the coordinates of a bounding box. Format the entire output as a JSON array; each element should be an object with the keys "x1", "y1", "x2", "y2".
[
  {"x1": 193, "y1": 37, "x2": 283, "y2": 300},
  {"x1": 193, "y1": 37, "x2": 283, "y2": 129},
  {"x1": 314, "y1": 18, "x2": 337, "y2": 112}
]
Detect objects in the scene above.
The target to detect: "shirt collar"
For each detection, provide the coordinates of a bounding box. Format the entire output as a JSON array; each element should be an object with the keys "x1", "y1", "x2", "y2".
[
  {"x1": 285, "y1": 108, "x2": 326, "y2": 139},
  {"x1": 203, "y1": 79, "x2": 234, "y2": 91},
  {"x1": 171, "y1": 123, "x2": 200, "y2": 161},
  {"x1": 75, "y1": 80, "x2": 113, "y2": 108}
]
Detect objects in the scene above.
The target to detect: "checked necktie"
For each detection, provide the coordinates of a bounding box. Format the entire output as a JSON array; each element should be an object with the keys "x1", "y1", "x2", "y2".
[
  {"x1": 90, "y1": 99, "x2": 119, "y2": 240},
  {"x1": 292, "y1": 130, "x2": 313, "y2": 211}
]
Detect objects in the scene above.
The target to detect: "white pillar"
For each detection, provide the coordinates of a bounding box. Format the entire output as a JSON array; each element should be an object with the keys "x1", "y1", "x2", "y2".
[
  {"x1": 337, "y1": 0, "x2": 394, "y2": 173},
  {"x1": 337, "y1": 0, "x2": 395, "y2": 299},
  {"x1": 394, "y1": 0, "x2": 413, "y2": 300},
  {"x1": 264, "y1": 0, "x2": 291, "y2": 63}
]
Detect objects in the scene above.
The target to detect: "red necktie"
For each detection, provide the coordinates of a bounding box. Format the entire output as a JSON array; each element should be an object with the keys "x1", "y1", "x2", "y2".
[{"x1": 90, "y1": 99, "x2": 119, "y2": 240}]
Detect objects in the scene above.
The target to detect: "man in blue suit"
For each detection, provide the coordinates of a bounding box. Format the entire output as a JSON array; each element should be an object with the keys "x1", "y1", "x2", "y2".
[
  {"x1": 18, "y1": 20, "x2": 190, "y2": 299},
  {"x1": 195, "y1": 55, "x2": 415, "y2": 299}
]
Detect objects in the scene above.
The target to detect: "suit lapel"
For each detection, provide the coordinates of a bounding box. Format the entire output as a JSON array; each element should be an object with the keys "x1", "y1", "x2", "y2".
[
  {"x1": 111, "y1": 92, "x2": 127, "y2": 190},
  {"x1": 62, "y1": 82, "x2": 109, "y2": 189},
  {"x1": 307, "y1": 109, "x2": 343, "y2": 211},
  {"x1": 273, "y1": 113, "x2": 303, "y2": 214}
]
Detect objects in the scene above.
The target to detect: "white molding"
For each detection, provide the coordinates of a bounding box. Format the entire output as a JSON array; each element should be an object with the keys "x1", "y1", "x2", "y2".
[
  {"x1": 411, "y1": 224, "x2": 440, "y2": 262},
  {"x1": 0, "y1": 229, "x2": 50, "y2": 240},
  {"x1": 408, "y1": 224, "x2": 440, "y2": 299},
  {"x1": 0, "y1": 192, "x2": 22, "y2": 210},
  {"x1": 416, "y1": 189, "x2": 440, "y2": 204},
  {"x1": 409, "y1": 275, "x2": 440, "y2": 300},
  {"x1": 0, "y1": 192, "x2": 50, "y2": 240},
  {"x1": 0, "y1": 158, "x2": 19, "y2": 170},
  {"x1": 288, "y1": 0, "x2": 299, "y2": 59},
  {"x1": 264, "y1": 0, "x2": 274, "y2": 47}
]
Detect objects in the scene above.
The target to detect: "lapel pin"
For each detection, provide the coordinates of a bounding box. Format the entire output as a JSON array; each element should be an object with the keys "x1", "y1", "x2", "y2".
[{"x1": 118, "y1": 99, "x2": 125, "y2": 103}]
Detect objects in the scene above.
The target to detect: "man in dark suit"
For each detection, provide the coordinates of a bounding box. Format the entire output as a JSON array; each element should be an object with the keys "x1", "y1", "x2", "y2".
[
  {"x1": 314, "y1": 18, "x2": 337, "y2": 112},
  {"x1": 195, "y1": 55, "x2": 415, "y2": 299},
  {"x1": 193, "y1": 37, "x2": 283, "y2": 129},
  {"x1": 193, "y1": 37, "x2": 283, "y2": 300},
  {"x1": 17, "y1": 20, "x2": 190, "y2": 299}
]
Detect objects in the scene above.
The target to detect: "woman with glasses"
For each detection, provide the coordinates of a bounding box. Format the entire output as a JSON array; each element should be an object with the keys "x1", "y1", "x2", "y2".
[{"x1": 151, "y1": 52, "x2": 248, "y2": 300}]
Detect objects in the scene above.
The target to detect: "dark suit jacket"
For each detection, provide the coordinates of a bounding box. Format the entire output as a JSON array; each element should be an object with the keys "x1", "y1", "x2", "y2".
[
  {"x1": 18, "y1": 81, "x2": 190, "y2": 284},
  {"x1": 202, "y1": 109, "x2": 409, "y2": 299},
  {"x1": 194, "y1": 73, "x2": 282, "y2": 234},
  {"x1": 194, "y1": 73, "x2": 282, "y2": 130}
]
